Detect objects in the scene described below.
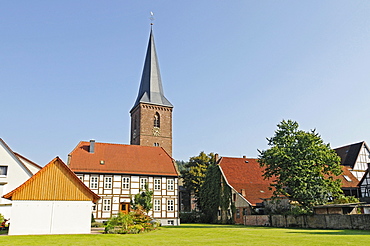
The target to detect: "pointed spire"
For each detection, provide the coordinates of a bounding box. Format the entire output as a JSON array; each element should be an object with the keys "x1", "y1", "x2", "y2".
[{"x1": 131, "y1": 29, "x2": 173, "y2": 111}]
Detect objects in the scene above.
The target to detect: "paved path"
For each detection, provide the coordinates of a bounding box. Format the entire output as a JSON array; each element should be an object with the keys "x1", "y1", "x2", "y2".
[{"x1": 91, "y1": 227, "x2": 105, "y2": 234}]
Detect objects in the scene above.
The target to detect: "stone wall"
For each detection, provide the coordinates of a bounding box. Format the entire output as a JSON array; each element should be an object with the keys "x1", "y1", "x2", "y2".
[
  {"x1": 244, "y1": 215, "x2": 270, "y2": 226},
  {"x1": 244, "y1": 214, "x2": 370, "y2": 230}
]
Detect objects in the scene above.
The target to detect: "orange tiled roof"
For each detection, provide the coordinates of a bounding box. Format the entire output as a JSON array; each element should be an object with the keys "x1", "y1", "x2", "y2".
[
  {"x1": 219, "y1": 157, "x2": 274, "y2": 206},
  {"x1": 336, "y1": 166, "x2": 359, "y2": 188},
  {"x1": 68, "y1": 141, "x2": 178, "y2": 177}
]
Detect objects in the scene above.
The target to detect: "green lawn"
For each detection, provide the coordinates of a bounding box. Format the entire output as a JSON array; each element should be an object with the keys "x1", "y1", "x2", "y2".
[{"x1": 1, "y1": 224, "x2": 369, "y2": 246}]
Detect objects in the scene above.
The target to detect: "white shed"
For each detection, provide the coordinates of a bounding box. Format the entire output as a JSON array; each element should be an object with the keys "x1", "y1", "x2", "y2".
[{"x1": 2, "y1": 157, "x2": 100, "y2": 235}]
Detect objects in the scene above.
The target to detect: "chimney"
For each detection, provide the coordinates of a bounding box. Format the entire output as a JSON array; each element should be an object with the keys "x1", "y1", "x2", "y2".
[
  {"x1": 90, "y1": 139, "x2": 95, "y2": 153},
  {"x1": 215, "y1": 153, "x2": 220, "y2": 162},
  {"x1": 241, "y1": 189, "x2": 246, "y2": 197}
]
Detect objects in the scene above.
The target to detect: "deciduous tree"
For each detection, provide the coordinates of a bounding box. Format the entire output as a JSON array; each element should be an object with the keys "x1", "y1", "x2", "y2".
[
  {"x1": 258, "y1": 120, "x2": 343, "y2": 210},
  {"x1": 181, "y1": 152, "x2": 215, "y2": 205}
]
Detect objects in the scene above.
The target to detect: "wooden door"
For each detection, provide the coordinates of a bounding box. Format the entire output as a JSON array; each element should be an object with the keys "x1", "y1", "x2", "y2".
[{"x1": 120, "y1": 202, "x2": 130, "y2": 214}]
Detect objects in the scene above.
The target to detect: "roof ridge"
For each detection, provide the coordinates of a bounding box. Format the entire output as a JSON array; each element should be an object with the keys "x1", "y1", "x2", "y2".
[{"x1": 0, "y1": 138, "x2": 33, "y2": 176}]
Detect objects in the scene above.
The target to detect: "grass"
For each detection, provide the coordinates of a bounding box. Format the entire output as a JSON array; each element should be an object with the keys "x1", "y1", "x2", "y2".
[{"x1": 1, "y1": 224, "x2": 369, "y2": 246}]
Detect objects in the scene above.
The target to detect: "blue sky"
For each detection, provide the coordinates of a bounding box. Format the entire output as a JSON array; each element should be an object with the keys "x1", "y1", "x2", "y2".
[{"x1": 1, "y1": 1, "x2": 370, "y2": 165}]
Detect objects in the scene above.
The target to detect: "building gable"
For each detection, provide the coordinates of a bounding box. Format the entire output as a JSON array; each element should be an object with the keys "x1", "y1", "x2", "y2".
[
  {"x1": 3, "y1": 157, "x2": 100, "y2": 202},
  {"x1": 334, "y1": 141, "x2": 370, "y2": 180}
]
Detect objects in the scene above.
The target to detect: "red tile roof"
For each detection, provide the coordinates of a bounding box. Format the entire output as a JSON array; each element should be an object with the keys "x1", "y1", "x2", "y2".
[
  {"x1": 219, "y1": 157, "x2": 274, "y2": 206},
  {"x1": 68, "y1": 141, "x2": 178, "y2": 177},
  {"x1": 336, "y1": 166, "x2": 359, "y2": 188}
]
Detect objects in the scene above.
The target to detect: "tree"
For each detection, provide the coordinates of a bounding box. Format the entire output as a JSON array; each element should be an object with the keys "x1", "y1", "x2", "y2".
[
  {"x1": 131, "y1": 183, "x2": 153, "y2": 213},
  {"x1": 181, "y1": 152, "x2": 215, "y2": 206},
  {"x1": 258, "y1": 120, "x2": 343, "y2": 210}
]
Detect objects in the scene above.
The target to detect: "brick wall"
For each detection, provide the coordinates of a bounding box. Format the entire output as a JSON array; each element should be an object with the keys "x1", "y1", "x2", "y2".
[{"x1": 130, "y1": 103, "x2": 173, "y2": 156}]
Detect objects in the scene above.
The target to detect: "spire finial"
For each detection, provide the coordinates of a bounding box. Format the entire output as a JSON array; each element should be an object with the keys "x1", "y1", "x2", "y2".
[{"x1": 150, "y1": 11, "x2": 154, "y2": 26}]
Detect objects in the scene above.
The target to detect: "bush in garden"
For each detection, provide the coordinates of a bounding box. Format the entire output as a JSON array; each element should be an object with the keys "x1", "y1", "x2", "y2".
[{"x1": 104, "y1": 208, "x2": 160, "y2": 234}]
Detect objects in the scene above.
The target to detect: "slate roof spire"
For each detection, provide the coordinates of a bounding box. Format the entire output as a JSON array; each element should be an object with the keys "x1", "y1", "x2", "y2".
[{"x1": 131, "y1": 27, "x2": 173, "y2": 111}]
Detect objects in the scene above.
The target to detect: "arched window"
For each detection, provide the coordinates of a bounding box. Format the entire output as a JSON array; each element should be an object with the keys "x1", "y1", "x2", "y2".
[{"x1": 154, "y1": 113, "x2": 160, "y2": 128}]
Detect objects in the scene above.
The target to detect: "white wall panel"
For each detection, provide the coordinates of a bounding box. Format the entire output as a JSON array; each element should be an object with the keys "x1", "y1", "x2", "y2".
[{"x1": 9, "y1": 201, "x2": 92, "y2": 235}]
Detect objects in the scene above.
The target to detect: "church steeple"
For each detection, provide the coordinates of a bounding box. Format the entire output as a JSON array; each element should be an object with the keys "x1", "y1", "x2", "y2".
[
  {"x1": 130, "y1": 28, "x2": 173, "y2": 157},
  {"x1": 131, "y1": 29, "x2": 173, "y2": 112}
]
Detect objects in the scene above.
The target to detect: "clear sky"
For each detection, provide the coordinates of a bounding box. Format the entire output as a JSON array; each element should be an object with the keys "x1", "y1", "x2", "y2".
[{"x1": 1, "y1": 1, "x2": 370, "y2": 165}]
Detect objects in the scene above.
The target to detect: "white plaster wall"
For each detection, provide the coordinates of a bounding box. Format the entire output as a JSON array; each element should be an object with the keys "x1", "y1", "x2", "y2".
[
  {"x1": 16, "y1": 156, "x2": 41, "y2": 175},
  {"x1": 9, "y1": 200, "x2": 93, "y2": 235},
  {"x1": 0, "y1": 204, "x2": 11, "y2": 220},
  {"x1": 0, "y1": 143, "x2": 33, "y2": 209}
]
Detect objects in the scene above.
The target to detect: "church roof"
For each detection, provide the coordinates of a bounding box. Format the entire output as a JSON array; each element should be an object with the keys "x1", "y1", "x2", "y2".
[
  {"x1": 68, "y1": 141, "x2": 178, "y2": 177},
  {"x1": 219, "y1": 157, "x2": 274, "y2": 206},
  {"x1": 131, "y1": 28, "x2": 173, "y2": 111}
]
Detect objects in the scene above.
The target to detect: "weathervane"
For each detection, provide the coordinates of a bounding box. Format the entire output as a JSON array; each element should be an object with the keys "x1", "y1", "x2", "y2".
[{"x1": 150, "y1": 11, "x2": 155, "y2": 25}]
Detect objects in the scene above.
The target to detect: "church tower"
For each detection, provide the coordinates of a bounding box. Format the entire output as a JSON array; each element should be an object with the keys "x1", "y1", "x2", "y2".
[{"x1": 130, "y1": 28, "x2": 173, "y2": 156}]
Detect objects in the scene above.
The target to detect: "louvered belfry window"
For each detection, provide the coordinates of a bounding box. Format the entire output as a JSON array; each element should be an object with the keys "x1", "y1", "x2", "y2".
[{"x1": 154, "y1": 113, "x2": 160, "y2": 128}]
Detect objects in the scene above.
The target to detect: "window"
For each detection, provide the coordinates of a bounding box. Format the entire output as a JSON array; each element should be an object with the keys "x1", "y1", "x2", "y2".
[
  {"x1": 154, "y1": 143, "x2": 159, "y2": 147},
  {"x1": 236, "y1": 208, "x2": 240, "y2": 218},
  {"x1": 92, "y1": 205, "x2": 96, "y2": 211},
  {"x1": 140, "y1": 178, "x2": 148, "y2": 190},
  {"x1": 122, "y1": 177, "x2": 130, "y2": 189},
  {"x1": 167, "y1": 199, "x2": 174, "y2": 211},
  {"x1": 154, "y1": 113, "x2": 160, "y2": 128},
  {"x1": 154, "y1": 199, "x2": 161, "y2": 211},
  {"x1": 343, "y1": 175, "x2": 352, "y2": 182},
  {"x1": 104, "y1": 177, "x2": 112, "y2": 189},
  {"x1": 90, "y1": 176, "x2": 98, "y2": 189},
  {"x1": 167, "y1": 179, "x2": 174, "y2": 191},
  {"x1": 103, "y1": 199, "x2": 111, "y2": 211},
  {"x1": 77, "y1": 175, "x2": 83, "y2": 181},
  {"x1": 154, "y1": 179, "x2": 161, "y2": 190},
  {"x1": 0, "y1": 166, "x2": 8, "y2": 176},
  {"x1": 167, "y1": 220, "x2": 174, "y2": 225}
]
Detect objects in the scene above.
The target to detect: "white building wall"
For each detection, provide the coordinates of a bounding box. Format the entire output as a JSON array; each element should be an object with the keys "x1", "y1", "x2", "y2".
[
  {"x1": 0, "y1": 143, "x2": 34, "y2": 219},
  {"x1": 9, "y1": 200, "x2": 93, "y2": 235}
]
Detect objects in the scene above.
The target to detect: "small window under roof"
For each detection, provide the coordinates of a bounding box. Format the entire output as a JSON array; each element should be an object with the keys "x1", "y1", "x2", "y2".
[{"x1": 343, "y1": 175, "x2": 352, "y2": 182}]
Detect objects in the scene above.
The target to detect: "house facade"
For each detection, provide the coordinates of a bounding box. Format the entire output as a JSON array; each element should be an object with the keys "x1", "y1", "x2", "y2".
[
  {"x1": 0, "y1": 138, "x2": 41, "y2": 219},
  {"x1": 68, "y1": 140, "x2": 180, "y2": 226},
  {"x1": 358, "y1": 169, "x2": 370, "y2": 202}
]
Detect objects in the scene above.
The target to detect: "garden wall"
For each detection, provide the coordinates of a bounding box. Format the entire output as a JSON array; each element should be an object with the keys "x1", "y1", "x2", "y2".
[{"x1": 244, "y1": 214, "x2": 370, "y2": 230}]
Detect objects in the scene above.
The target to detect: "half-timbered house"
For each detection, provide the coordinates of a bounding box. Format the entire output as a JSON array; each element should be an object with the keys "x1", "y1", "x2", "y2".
[
  {"x1": 68, "y1": 140, "x2": 180, "y2": 226},
  {"x1": 334, "y1": 141, "x2": 370, "y2": 180}
]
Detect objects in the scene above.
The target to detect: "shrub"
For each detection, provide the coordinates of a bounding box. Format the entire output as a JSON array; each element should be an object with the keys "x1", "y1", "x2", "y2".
[
  {"x1": 0, "y1": 213, "x2": 4, "y2": 223},
  {"x1": 104, "y1": 209, "x2": 159, "y2": 234},
  {"x1": 91, "y1": 222, "x2": 104, "y2": 228}
]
